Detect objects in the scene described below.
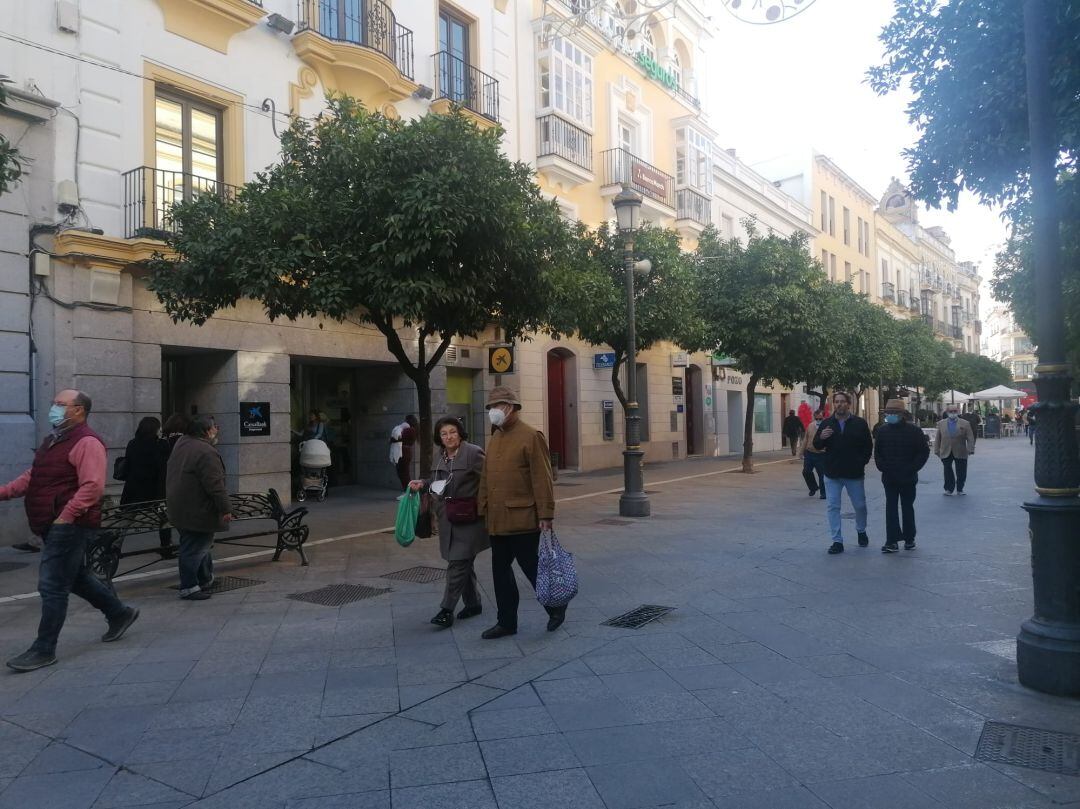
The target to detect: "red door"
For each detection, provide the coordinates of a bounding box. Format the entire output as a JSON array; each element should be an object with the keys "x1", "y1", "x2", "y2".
[{"x1": 547, "y1": 351, "x2": 566, "y2": 468}]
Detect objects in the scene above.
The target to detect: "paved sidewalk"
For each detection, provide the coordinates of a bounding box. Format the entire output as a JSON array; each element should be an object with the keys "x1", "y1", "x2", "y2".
[{"x1": 1, "y1": 439, "x2": 1078, "y2": 809}]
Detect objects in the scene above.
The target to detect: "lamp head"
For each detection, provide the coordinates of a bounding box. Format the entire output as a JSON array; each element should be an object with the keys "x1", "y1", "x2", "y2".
[{"x1": 612, "y1": 185, "x2": 643, "y2": 233}]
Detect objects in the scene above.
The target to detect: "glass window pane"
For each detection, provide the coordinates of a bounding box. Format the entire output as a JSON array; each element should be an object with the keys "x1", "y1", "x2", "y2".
[
  {"x1": 190, "y1": 107, "x2": 219, "y2": 184},
  {"x1": 154, "y1": 97, "x2": 184, "y2": 175}
]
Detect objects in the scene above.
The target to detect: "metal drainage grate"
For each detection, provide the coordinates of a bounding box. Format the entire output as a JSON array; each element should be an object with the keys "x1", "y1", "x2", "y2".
[
  {"x1": 595, "y1": 518, "x2": 634, "y2": 526},
  {"x1": 382, "y1": 566, "x2": 446, "y2": 584},
  {"x1": 169, "y1": 576, "x2": 265, "y2": 594},
  {"x1": 288, "y1": 583, "x2": 392, "y2": 607},
  {"x1": 975, "y1": 721, "x2": 1080, "y2": 776},
  {"x1": 602, "y1": 605, "x2": 675, "y2": 629},
  {"x1": 0, "y1": 562, "x2": 29, "y2": 573}
]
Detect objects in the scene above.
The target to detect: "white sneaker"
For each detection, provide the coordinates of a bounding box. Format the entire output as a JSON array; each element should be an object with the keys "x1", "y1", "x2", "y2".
[
  {"x1": 943, "y1": 491, "x2": 954, "y2": 496},
  {"x1": 957, "y1": 491, "x2": 966, "y2": 496}
]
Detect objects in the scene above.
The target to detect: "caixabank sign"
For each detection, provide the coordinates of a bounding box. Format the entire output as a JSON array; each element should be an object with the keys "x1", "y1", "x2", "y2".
[{"x1": 240, "y1": 402, "x2": 271, "y2": 437}]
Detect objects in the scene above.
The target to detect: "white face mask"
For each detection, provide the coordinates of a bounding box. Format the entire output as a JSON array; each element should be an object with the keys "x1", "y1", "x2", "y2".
[
  {"x1": 487, "y1": 407, "x2": 507, "y2": 427},
  {"x1": 947, "y1": 412, "x2": 959, "y2": 420},
  {"x1": 430, "y1": 479, "x2": 448, "y2": 496}
]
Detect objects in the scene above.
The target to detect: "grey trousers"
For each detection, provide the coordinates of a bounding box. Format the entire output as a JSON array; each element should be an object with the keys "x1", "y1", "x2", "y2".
[{"x1": 441, "y1": 557, "x2": 481, "y2": 611}]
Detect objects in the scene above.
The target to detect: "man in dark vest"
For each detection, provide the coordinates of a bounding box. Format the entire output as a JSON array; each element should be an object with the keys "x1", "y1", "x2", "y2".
[{"x1": 0, "y1": 390, "x2": 139, "y2": 672}]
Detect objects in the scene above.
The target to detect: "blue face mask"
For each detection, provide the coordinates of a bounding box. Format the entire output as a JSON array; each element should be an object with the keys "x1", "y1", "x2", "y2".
[
  {"x1": 884, "y1": 414, "x2": 901, "y2": 424},
  {"x1": 48, "y1": 404, "x2": 68, "y2": 428}
]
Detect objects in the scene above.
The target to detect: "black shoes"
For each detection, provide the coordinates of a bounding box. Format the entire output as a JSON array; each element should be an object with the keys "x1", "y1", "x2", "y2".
[
  {"x1": 481, "y1": 624, "x2": 517, "y2": 640},
  {"x1": 180, "y1": 591, "x2": 211, "y2": 601},
  {"x1": 547, "y1": 607, "x2": 567, "y2": 632},
  {"x1": 6, "y1": 649, "x2": 57, "y2": 673},
  {"x1": 808, "y1": 488, "x2": 818, "y2": 497},
  {"x1": 882, "y1": 542, "x2": 899, "y2": 553},
  {"x1": 819, "y1": 493, "x2": 827, "y2": 500},
  {"x1": 102, "y1": 607, "x2": 139, "y2": 642},
  {"x1": 857, "y1": 532, "x2": 870, "y2": 547},
  {"x1": 828, "y1": 542, "x2": 844, "y2": 554},
  {"x1": 456, "y1": 605, "x2": 482, "y2": 620},
  {"x1": 904, "y1": 540, "x2": 916, "y2": 550},
  {"x1": 430, "y1": 609, "x2": 454, "y2": 629}
]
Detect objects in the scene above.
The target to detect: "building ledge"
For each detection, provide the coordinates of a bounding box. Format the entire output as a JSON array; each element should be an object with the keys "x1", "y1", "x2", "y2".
[
  {"x1": 52, "y1": 230, "x2": 173, "y2": 271},
  {"x1": 155, "y1": 0, "x2": 264, "y2": 54},
  {"x1": 536, "y1": 154, "x2": 594, "y2": 191},
  {"x1": 293, "y1": 29, "x2": 417, "y2": 108},
  {"x1": 429, "y1": 97, "x2": 499, "y2": 131}
]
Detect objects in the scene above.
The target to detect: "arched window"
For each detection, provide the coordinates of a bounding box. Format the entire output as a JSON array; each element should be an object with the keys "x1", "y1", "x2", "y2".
[
  {"x1": 640, "y1": 25, "x2": 656, "y2": 60},
  {"x1": 670, "y1": 51, "x2": 682, "y2": 88}
]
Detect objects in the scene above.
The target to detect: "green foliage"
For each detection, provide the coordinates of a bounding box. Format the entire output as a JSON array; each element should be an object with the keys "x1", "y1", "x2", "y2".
[
  {"x1": 948, "y1": 351, "x2": 1013, "y2": 392},
  {"x1": 0, "y1": 78, "x2": 25, "y2": 196},
  {"x1": 811, "y1": 282, "x2": 903, "y2": 397},
  {"x1": 146, "y1": 96, "x2": 572, "y2": 468},
  {"x1": 550, "y1": 223, "x2": 703, "y2": 407}
]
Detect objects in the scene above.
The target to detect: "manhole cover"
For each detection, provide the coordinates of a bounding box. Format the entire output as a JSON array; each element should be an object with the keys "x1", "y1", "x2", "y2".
[
  {"x1": 0, "y1": 562, "x2": 29, "y2": 573},
  {"x1": 602, "y1": 605, "x2": 675, "y2": 629},
  {"x1": 288, "y1": 584, "x2": 392, "y2": 606},
  {"x1": 169, "y1": 576, "x2": 264, "y2": 594},
  {"x1": 596, "y1": 518, "x2": 633, "y2": 526},
  {"x1": 382, "y1": 566, "x2": 446, "y2": 584},
  {"x1": 975, "y1": 721, "x2": 1080, "y2": 776}
]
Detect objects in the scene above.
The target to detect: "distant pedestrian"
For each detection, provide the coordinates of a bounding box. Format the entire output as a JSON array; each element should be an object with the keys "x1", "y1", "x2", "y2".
[
  {"x1": 389, "y1": 415, "x2": 418, "y2": 493},
  {"x1": 1025, "y1": 409, "x2": 1037, "y2": 445},
  {"x1": 960, "y1": 408, "x2": 981, "y2": 442},
  {"x1": 783, "y1": 410, "x2": 805, "y2": 458},
  {"x1": 166, "y1": 415, "x2": 233, "y2": 600},
  {"x1": 935, "y1": 405, "x2": 975, "y2": 496},
  {"x1": 477, "y1": 386, "x2": 565, "y2": 639},
  {"x1": 408, "y1": 417, "x2": 488, "y2": 629},
  {"x1": 797, "y1": 401, "x2": 813, "y2": 431},
  {"x1": 0, "y1": 389, "x2": 139, "y2": 672},
  {"x1": 120, "y1": 416, "x2": 174, "y2": 553},
  {"x1": 813, "y1": 391, "x2": 874, "y2": 554},
  {"x1": 873, "y1": 400, "x2": 930, "y2": 553},
  {"x1": 800, "y1": 409, "x2": 826, "y2": 498},
  {"x1": 302, "y1": 410, "x2": 326, "y2": 442}
]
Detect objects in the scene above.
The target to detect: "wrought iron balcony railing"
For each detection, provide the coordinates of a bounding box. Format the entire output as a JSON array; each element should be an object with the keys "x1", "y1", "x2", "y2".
[
  {"x1": 897, "y1": 289, "x2": 909, "y2": 307},
  {"x1": 122, "y1": 166, "x2": 238, "y2": 239},
  {"x1": 881, "y1": 281, "x2": 896, "y2": 302},
  {"x1": 910, "y1": 295, "x2": 921, "y2": 311},
  {"x1": 536, "y1": 113, "x2": 592, "y2": 172},
  {"x1": 297, "y1": 0, "x2": 414, "y2": 79},
  {"x1": 433, "y1": 51, "x2": 499, "y2": 122},
  {"x1": 602, "y1": 147, "x2": 674, "y2": 208},
  {"x1": 676, "y1": 187, "x2": 710, "y2": 226}
]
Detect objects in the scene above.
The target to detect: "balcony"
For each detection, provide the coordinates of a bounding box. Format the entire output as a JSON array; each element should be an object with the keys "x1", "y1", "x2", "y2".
[
  {"x1": 122, "y1": 166, "x2": 238, "y2": 239},
  {"x1": 974, "y1": 319, "x2": 982, "y2": 334},
  {"x1": 910, "y1": 295, "x2": 921, "y2": 312},
  {"x1": 536, "y1": 114, "x2": 593, "y2": 188},
  {"x1": 602, "y1": 148, "x2": 674, "y2": 216},
  {"x1": 155, "y1": 0, "x2": 265, "y2": 53},
  {"x1": 293, "y1": 0, "x2": 416, "y2": 107},
  {"x1": 675, "y1": 188, "x2": 711, "y2": 229},
  {"x1": 897, "y1": 289, "x2": 909, "y2": 307},
  {"x1": 431, "y1": 51, "x2": 499, "y2": 124},
  {"x1": 881, "y1": 281, "x2": 896, "y2": 303}
]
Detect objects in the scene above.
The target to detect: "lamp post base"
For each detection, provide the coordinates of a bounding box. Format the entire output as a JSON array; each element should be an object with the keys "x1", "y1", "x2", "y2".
[
  {"x1": 1017, "y1": 497, "x2": 1080, "y2": 697},
  {"x1": 619, "y1": 448, "x2": 650, "y2": 518}
]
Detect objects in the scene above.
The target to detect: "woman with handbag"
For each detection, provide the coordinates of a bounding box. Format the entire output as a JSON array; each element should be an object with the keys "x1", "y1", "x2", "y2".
[{"x1": 408, "y1": 417, "x2": 489, "y2": 629}]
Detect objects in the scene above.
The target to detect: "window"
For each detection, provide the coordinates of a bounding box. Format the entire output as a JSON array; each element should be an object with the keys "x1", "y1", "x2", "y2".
[
  {"x1": 859, "y1": 269, "x2": 866, "y2": 294},
  {"x1": 820, "y1": 191, "x2": 827, "y2": 231},
  {"x1": 721, "y1": 214, "x2": 734, "y2": 239},
  {"x1": 154, "y1": 91, "x2": 223, "y2": 220},
  {"x1": 828, "y1": 196, "x2": 835, "y2": 236},
  {"x1": 881, "y1": 258, "x2": 888, "y2": 278},
  {"x1": 753, "y1": 393, "x2": 772, "y2": 433},
  {"x1": 857, "y1": 216, "x2": 864, "y2": 252},
  {"x1": 843, "y1": 207, "x2": 850, "y2": 245},
  {"x1": 670, "y1": 51, "x2": 682, "y2": 89},
  {"x1": 438, "y1": 7, "x2": 471, "y2": 104},
  {"x1": 844, "y1": 261, "x2": 851, "y2": 283},
  {"x1": 618, "y1": 117, "x2": 638, "y2": 154},
  {"x1": 676, "y1": 127, "x2": 711, "y2": 192},
  {"x1": 539, "y1": 36, "x2": 593, "y2": 127},
  {"x1": 829, "y1": 253, "x2": 836, "y2": 281},
  {"x1": 862, "y1": 220, "x2": 870, "y2": 256},
  {"x1": 821, "y1": 249, "x2": 828, "y2": 271},
  {"x1": 639, "y1": 25, "x2": 655, "y2": 61}
]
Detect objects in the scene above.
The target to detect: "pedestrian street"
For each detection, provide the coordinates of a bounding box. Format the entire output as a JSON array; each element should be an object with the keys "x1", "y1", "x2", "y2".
[{"x1": 0, "y1": 439, "x2": 1077, "y2": 809}]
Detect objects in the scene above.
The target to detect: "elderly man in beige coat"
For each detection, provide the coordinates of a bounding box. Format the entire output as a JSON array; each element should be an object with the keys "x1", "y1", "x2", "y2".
[
  {"x1": 477, "y1": 386, "x2": 564, "y2": 639},
  {"x1": 934, "y1": 405, "x2": 975, "y2": 496}
]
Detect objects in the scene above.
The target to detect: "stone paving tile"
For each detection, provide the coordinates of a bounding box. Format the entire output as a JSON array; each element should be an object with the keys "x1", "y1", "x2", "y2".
[
  {"x1": 545, "y1": 697, "x2": 640, "y2": 733},
  {"x1": 600, "y1": 668, "x2": 685, "y2": 697},
  {"x1": 563, "y1": 724, "x2": 661, "y2": 766},
  {"x1": 286, "y1": 791, "x2": 389, "y2": 809},
  {"x1": 390, "y1": 778, "x2": 498, "y2": 809},
  {"x1": 471, "y1": 684, "x2": 541, "y2": 713},
  {"x1": 532, "y1": 674, "x2": 610, "y2": 705},
  {"x1": 682, "y1": 747, "x2": 801, "y2": 798},
  {"x1": 667, "y1": 662, "x2": 757, "y2": 691},
  {"x1": 471, "y1": 706, "x2": 559, "y2": 741},
  {"x1": 983, "y1": 762, "x2": 1080, "y2": 805},
  {"x1": 792, "y1": 652, "x2": 880, "y2": 677},
  {"x1": 22, "y1": 741, "x2": 107, "y2": 775},
  {"x1": 320, "y1": 686, "x2": 399, "y2": 716},
  {"x1": 900, "y1": 764, "x2": 1053, "y2": 809},
  {"x1": 0, "y1": 718, "x2": 51, "y2": 778},
  {"x1": 125, "y1": 755, "x2": 216, "y2": 797},
  {"x1": 203, "y1": 750, "x2": 299, "y2": 794},
  {"x1": 479, "y1": 732, "x2": 580, "y2": 777},
  {"x1": 491, "y1": 768, "x2": 606, "y2": 809},
  {"x1": 168, "y1": 674, "x2": 255, "y2": 704},
  {"x1": 91, "y1": 769, "x2": 194, "y2": 808},
  {"x1": 586, "y1": 758, "x2": 710, "y2": 809},
  {"x1": 617, "y1": 691, "x2": 715, "y2": 723},
  {"x1": 808, "y1": 773, "x2": 945, "y2": 809},
  {"x1": 728, "y1": 655, "x2": 823, "y2": 685},
  {"x1": 711, "y1": 785, "x2": 832, "y2": 808},
  {"x1": 0, "y1": 766, "x2": 114, "y2": 809},
  {"x1": 389, "y1": 740, "x2": 487, "y2": 788},
  {"x1": 581, "y1": 649, "x2": 657, "y2": 675}
]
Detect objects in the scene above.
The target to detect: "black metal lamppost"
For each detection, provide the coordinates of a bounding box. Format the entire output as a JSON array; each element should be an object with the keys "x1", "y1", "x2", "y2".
[
  {"x1": 613, "y1": 185, "x2": 650, "y2": 518},
  {"x1": 1016, "y1": 0, "x2": 1080, "y2": 696}
]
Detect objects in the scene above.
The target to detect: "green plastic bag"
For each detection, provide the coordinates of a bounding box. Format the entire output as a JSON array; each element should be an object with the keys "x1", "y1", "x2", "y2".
[{"x1": 394, "y1": 491, "x2": 420, "y2": 547}]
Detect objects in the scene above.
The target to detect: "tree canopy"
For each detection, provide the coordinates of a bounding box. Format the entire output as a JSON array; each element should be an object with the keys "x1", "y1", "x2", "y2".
[{"x1": 147, "y1": 96, "x2": 573, "y2": 470}]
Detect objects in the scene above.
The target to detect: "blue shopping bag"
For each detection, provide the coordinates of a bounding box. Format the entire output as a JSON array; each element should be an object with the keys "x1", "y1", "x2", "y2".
[{"x1": 536, "y1": 528, "x2": 578, "y2": 608}]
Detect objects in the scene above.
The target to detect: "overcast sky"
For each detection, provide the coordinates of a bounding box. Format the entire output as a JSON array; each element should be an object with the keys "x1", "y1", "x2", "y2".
[{"x1": 704, "y1": 0, "x2": 1008, "y2": 311}]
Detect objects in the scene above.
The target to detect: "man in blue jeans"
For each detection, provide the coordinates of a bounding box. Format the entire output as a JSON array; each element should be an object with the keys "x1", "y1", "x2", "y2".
[
  {"x1": 0, "y1": 389, "x2": 139, "y2": 672},
  {"x1": 813, "y1": 391, "x2": 874, "y2": 554}
]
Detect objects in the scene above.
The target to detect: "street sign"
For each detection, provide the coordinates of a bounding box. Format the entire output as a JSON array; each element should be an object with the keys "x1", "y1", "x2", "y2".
[
  {"x1": 671, "y1": 351, "x2": 689, "y2": 367},
  {"x1": 488, "y1": 345, "x2": 514, "y2": 374},
  {"x1": 710, "y1": 353, "x2": 737, "y2": 367},
  {"x1": 593, "y1": 352, "x2": 616, "y2": 369},
  {"x1": 240, "y1": 402, "x2": 270, "y2": 437}
]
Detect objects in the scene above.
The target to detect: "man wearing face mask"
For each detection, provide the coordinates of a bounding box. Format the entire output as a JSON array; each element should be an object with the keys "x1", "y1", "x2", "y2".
[
  {"x1": 873, "y1": 399, "x2": 930, "y2": 552},
  {"x1": 0, "y1": 390, "x2": 139, "y2": 672},
  {"x1": 934, "y1": 405, "x2": 975, "y2": 496},
  {"x1": 476, "y1": 386, "x2": 564, "y2": 639},
  {"x1": 166, "y1": 415, "x2": 233, "y2": 599}
]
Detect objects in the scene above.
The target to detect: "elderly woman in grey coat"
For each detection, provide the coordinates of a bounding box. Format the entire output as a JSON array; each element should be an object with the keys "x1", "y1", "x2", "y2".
[{"x1": 408, "y1": 417, "x2": 489, "y2": 628}]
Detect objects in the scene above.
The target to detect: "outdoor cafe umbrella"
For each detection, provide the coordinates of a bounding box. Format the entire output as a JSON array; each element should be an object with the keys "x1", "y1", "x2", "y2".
[
  {"x1": 971, "y1": 385, "x2": 1029, "y2": 400},
  {"x1": 934, "y1": 389, "x2": 972, "y2": 404}
]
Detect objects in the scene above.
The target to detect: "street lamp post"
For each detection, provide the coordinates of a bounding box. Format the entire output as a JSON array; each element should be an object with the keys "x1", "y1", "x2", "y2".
[
  {"x1": 1016, "y1": 0, "x2": 1080, "y2": 696},
  {"x1": 613, "y1": 186, "x2": 650, "y2": 518}
]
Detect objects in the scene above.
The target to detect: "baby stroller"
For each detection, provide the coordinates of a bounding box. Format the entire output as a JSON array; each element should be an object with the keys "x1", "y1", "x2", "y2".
[{"x1": 297, "y1": 438, "x2": 332, "y2": 502}]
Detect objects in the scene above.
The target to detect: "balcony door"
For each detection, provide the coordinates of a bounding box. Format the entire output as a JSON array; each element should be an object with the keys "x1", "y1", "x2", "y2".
[
  {"x1": 320, "y1": 0, "x2": 364, "y2": 44},
  {"x1": 438, "y1": 8, "x2": 471, "y2": 104},
  {"x1": 154, "y1": 92, "x2": 222, "y2": 228}
]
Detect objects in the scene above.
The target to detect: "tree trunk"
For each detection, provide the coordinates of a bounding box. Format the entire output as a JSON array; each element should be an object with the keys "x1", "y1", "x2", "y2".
[
  {"x1": 741, "y1": 373, "x2": 760, "y2": 473},
  {"x1": 415, "y1": 373, "x2": 433, "y2": 473}
]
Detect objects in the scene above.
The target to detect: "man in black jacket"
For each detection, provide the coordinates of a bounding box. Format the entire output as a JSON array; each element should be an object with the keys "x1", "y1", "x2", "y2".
[
  {"x1": 873, "y1": 399, "x2": 930, "y2": 553},
  {"x1": 782, "y1": 410, "x2": 805, "y2": 458},
  {"x1": 813, "y1": 391, "x2": 874, "y2": 554}
]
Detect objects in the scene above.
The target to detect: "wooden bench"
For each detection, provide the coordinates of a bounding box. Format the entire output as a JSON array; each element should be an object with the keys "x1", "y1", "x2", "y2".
[{"x1": 86, "y1": 489, "x2": 309, "y2": 586}]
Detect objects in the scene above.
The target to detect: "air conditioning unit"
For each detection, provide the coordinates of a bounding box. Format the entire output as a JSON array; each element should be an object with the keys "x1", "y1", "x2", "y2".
[{"x1": 444, "y1": 345, "x2": 459, "y2": 365}]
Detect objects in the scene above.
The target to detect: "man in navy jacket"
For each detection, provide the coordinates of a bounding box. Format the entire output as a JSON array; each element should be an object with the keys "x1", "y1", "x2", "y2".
[
  {"x1": 873, "y1": 399, "x2": 930, "y2": 553},
  {"x1": 813, "y1": 391, "x2": 874, "y2": 554}
]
